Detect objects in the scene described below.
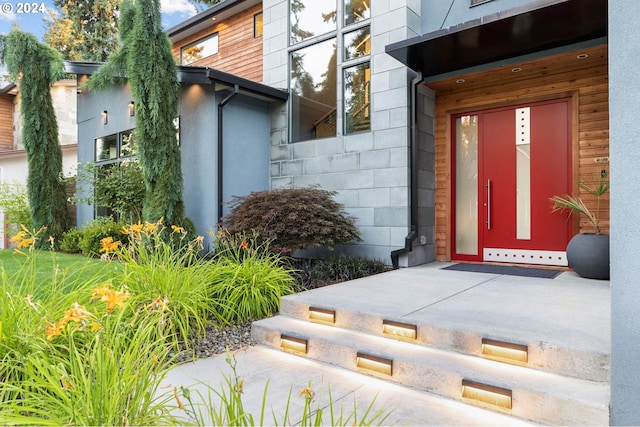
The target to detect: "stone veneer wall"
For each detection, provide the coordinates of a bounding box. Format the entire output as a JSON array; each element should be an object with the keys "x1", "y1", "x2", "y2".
[{"x1": 263, "y1": 0, "x2": 432, "y2": 264}]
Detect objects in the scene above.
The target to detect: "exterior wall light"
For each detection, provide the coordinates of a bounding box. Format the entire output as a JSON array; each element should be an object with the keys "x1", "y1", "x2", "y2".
[
  {"x1": 129, "y1": 101, "x2": 135, "y2": 117},
  {"x1": 309, "y1": 307, "x2": 336, "y2": 325},
  {"x1": 481, "y1": 338, "x2": 528, "y2": 365},
  {"x1": 356, "y1": 352, "x2": 393, "y2": 376},
  {"x1": 280, "y1": 335, "x2": 308, "y2": 355},
  {"x1": 462, "y1": 379, "x2": 512, "y2": 410},
  {"x1": 102, "y1": 110, "x2": 108, "y2": 125},
  {"x1": 382, "y1": 320, "x2": 417, "y2": 341}
]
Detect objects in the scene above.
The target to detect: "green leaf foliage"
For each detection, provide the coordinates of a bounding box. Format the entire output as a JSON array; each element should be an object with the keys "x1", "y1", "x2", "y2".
[
  {"x1": 88, "y1": 0, "x2": 187, "y2": 228},
  {"x1": 4, "y1": 30, "x2": 70, "y2": 246},
  {"x1": 223, "y1": 187, "x2": 361, "y2": 253}
]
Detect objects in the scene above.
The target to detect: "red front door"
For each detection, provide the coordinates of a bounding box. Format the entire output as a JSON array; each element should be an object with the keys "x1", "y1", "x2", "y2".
[{"x1": 452, "y1": 99, "x2": 572, "y2": 266}]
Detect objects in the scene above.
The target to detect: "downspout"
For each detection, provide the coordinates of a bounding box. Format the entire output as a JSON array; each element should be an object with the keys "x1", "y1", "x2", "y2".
[
  {"x1": 390, "y1": 72, "x2": 425, "y2": 269},
  {"x1": 217, "y1": 84, "x2": 240, "y2": 226}
]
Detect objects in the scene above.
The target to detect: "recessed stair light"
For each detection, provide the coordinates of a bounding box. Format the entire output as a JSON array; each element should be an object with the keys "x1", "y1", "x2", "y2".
[
  {"x1": 511, "y1": 67, "x2": 522, "y2": 73},
  {"x1": 577, "y1": 53, "x2": 589, "y2": 59},
  {"x1": 308, "y1": 307, "x2": 336, "y2": 324},
  {"x1": 356, "y1": 353, "x2": 393, "y2": 376},
  {"x1": 482, "y1": 338, "x2": 528, "y2": 365},
  {"x1": 462, "y1": 379, "x2": 512, "y2": 410},
  {"x1": 280, "y1": 334, "x2": 308, "y2": 354},
  {"x1": 456, "y1": 79, "x2": 466, "y2": 84},
  {"x1": 382, "y1": 320, "x2": 417, "y2": 341}
]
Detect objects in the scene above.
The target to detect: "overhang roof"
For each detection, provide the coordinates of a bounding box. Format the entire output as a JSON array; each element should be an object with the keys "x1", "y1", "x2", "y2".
[
  {"x1": 385, "y1": 0, "x2": 607, "y2": 81},
  {"x1": 63, "y1": 61, "x2": 288, "y2": 102},
  {"x1": 167, "y1": 0, "x2": 260, "y2": 44}
]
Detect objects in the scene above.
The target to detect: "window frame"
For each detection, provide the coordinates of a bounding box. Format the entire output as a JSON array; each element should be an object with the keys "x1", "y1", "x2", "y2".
[
  {"x1": 180, "y1": 32, "x2": 219, "y2": 65},
  {"x1": 287, "y1": 0, "x2": 371, "y2": 143},
  {"x1": 254, "y1": 12, "x2": 263, "y2": 38}
]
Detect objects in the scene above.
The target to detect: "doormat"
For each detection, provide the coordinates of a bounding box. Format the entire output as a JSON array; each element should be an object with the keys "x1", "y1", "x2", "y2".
[{"x1": 442, "y1": 263, "x2": 563, "y2": 279}]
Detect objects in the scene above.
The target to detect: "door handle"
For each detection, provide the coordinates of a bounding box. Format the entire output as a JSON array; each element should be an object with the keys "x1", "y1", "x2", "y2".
[{"x1": 486, "y1": 179, "x2": 491, "y2": 230}]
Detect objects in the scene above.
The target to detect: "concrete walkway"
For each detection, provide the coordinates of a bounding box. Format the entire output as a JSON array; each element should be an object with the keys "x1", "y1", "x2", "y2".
[{"x1": 162, "y1": 262, "x2": 610, "y2": 426}]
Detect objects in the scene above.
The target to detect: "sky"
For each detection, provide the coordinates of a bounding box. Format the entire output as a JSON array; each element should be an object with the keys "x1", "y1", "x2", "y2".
[{"x1": 0, "y1": 0, "x2": 202, "y2": 40}]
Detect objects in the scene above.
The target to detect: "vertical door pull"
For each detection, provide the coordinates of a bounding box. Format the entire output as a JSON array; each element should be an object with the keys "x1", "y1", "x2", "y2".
[{"x1": 486, "y1": 179, "x2": 491, "y2": 230}]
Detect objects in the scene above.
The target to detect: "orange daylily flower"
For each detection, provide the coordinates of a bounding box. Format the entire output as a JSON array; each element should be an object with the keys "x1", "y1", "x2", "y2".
[
  {"x1": 46, "y1": 321, "x2": 64, "y2": 341},
  {"x1": 92, "y1": 283, "x2": 130, "y2": 313},
  {"x1": 99, "y1": 236, "x2": 121, "y2": 253},
  {"x1": 61, "y1": 303, "x2": 93, "y2": 324},
  {"x1": 171, "y1": 225, "x2": 184, "y2": 234},
  {"x1": 240, "y1": 240, "x2": 248, "y2": 250}
]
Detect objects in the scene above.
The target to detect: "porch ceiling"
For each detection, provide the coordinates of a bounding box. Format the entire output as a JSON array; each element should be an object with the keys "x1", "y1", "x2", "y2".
[{"x1": 385, "y1": 0, "x2": 607, "y2": 82}]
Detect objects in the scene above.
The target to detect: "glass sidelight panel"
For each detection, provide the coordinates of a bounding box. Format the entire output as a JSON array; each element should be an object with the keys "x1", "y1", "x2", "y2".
[
  {"x1": 455, "y1": 115, "x2": 479, "y2": 255},
  {"x1": 515, "y1": 107, "x2": 531, "y2": 240}
]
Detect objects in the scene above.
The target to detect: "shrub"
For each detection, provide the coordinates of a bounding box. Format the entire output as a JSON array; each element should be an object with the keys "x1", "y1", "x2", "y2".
[
  {"x1": 60, "y1": 227, "x2": 84, "y2": 253},
  {"x1": 222, "y1": 187, "x2": 360, "y2": 253},
  {"x1": 78, "y1": 217, "x2": 126, "y2": 257},
  {"x1": 0, "y1": 181, "x2": 32, "y2": 237},
  {"x1": 291, "y1": 255, "x2": 389, "y2": 290}
]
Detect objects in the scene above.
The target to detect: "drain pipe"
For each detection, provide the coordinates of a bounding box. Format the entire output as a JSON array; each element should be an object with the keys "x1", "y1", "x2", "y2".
[
  {"x1": 217, "y1": 84, "x2": 240, "y2": 226},
  {"x1": 390, "y1": 72, "x2": 425, "y2": 269}
]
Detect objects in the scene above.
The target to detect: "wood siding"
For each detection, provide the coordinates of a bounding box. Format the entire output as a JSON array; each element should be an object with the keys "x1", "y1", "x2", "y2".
[
  {"x1": 0, "y1": 95, "x2": 13, "y2": 151},
  {"x1": 427, "y1": 45, "x2": 609, "y2": 262},
  {"x1": 172, "y1": 4, "x2": 263, "y2": 82}
]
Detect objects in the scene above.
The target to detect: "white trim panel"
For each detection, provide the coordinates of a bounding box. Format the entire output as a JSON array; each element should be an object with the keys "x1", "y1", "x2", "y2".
[{"x1": 484, "y1": 248, "x2": 568, "y2": 266}]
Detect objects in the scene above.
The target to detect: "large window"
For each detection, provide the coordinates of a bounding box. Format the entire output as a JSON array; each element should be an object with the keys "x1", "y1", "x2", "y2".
[
  {"x1": 288, "y1": 0, "x2": 371, "y2": 142},
  {"x1": 180, "y1": 33, "x2": 219, "y2": 65},
  {"x1": 94, "y1": 130, "x2": 136, "y2": 218}
]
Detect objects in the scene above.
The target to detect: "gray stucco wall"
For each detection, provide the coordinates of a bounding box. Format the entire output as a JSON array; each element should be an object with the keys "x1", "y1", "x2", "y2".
[
  {"x1": 77, "y1": 79, "x2": 273, "y2": 249},
  {"x1": 76, "y1": 78, "x2": 137, "y2": 227},
  {"x1": 609, "y1": 1, "x2": 640, "y2": 424}
]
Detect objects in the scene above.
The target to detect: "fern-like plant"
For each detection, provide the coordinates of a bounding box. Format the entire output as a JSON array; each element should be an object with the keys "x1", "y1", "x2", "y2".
[{"x1": 550, "y1": 174, "x2": 610, "y2": 235}]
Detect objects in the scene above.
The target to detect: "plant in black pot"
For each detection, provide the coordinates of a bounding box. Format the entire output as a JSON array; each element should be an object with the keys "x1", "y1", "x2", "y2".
[{"x1": 550, "y1": 174, "x2": 610, "y2": 280}]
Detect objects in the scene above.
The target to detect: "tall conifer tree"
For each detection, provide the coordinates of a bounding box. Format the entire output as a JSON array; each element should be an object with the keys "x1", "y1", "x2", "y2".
[
  {"x1": 4, "y1": 31, "x2": 69, "y2": 244},
  {"x1": 90, "y1": 0, "x2": 187, "y2": 227}
]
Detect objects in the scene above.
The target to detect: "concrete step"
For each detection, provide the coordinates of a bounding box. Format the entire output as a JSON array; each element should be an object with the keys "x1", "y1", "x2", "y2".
[
  {"x1": 279, "y1": 295, "x2": 609, "y2": 382},
  {"x1": 252, "y1": 315, "x2": 609, "y2": 426},
  {"x1": 277, "y1": 267, "x2": 610, "y2": 383},
  {"x1": 164, "y1": 346, "x2": 539, "y2": 426}
]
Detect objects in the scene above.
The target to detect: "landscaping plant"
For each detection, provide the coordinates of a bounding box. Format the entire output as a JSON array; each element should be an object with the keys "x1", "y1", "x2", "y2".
[{"x1": 222, "y1": 187, "x2": 360, "y2": 254}]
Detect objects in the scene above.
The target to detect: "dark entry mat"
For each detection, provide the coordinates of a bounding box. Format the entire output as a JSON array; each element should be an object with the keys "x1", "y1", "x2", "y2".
[{"x1": 441, "y1": 263, "x2": 562, "y2": 279}]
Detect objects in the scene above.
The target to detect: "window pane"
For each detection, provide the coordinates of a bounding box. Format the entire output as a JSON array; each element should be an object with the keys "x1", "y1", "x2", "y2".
[
  {"x1": 290, "y1": 38, "x2": 337, "y2": 142},
  {"x1": 181, "y1": 33, "x2": 219, "y2": 65},
  {"x1": 455, "y1": 115, "x2": 479, "y2": 255},
  {"x1": 254, "y1": 12, "x2": 263, "y2": 38},
  {"x1": 290, "y1": 0, "x2": 337, "y2": 44},
  {"x1": 120, "y1": 130, "x2": 136, "y2": 157},
  {"x1": 344, "y1": 26, "x2": 370, "y2": 60},
  {"x1": 344, "y1": 0, "x2": 370, "y2": 26},
  {"x1": 344, "y1": 62, "x2": 370, "y2": 134},
  {"x1": 95, "y1": 134, "x2": 117, "y2": 161}
]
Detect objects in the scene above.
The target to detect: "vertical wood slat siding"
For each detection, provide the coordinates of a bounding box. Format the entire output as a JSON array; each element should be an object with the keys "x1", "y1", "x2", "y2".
[
  {"x1": 172, "y1": 4, "x2": 263, "y2": 82},
  {"x1": 428, "y1": 46, "x2": 609, "y2": 262},
  {"x1": 0, "y1": 96, "x2": 14, "y2": 151}
]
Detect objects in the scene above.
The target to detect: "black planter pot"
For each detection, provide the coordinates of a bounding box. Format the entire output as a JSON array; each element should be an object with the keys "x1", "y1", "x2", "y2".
[{"x1": 566, "y1": 233, "x2": 610, "y2": 280}]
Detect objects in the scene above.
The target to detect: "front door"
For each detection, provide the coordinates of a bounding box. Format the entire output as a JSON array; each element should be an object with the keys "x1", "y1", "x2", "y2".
[{"x1": 452, "y1": 99, "x2": 572, "y2": 266}]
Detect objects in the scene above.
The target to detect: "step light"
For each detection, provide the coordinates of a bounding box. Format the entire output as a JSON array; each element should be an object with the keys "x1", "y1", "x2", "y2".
[
  {"x1": 308, "y1": 307, "x2": 336, "y2": 325},
  {"x1": 356, "y1": 352, "x2": 393, "y2": 376},
  {"x1": 280, "y1": 335, "x2": 308, "y2": 355},
  {"x1": 481, "y1": 338, "x2": 528, "y2": 365},
  {"x1": 382, "y1": 320, "x2": 417, "y2": 341},
  {"x1": 462, "y1": 379, "x2": 512, "y2": 410}
]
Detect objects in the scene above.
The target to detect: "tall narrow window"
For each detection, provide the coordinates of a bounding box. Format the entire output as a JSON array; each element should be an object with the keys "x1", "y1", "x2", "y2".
[
  {"x1": 254, "y1": 12, "x2": 263, "y2": 38},
  {"x1": 290, "y1": 38, "x2": 337, "y2": 142},
  {"x1": 344, "y1": 0, "x2": 370, "y2": 26},
  {"x1": 455, "y1": 115, "x2": 479, "y2": 255},
  {"x1": 344, "y1": 26, "x2": 370, "y2": 60},
  {"x1": 344, "y1": 62, "x2": 370, "y2": 134}
]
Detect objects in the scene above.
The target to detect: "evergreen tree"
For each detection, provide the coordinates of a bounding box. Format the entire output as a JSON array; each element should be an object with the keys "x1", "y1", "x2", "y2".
[
  {"x1": 89, "y1": 0, "x2": 187, "y2": 228},
  {"x1": 4, "y1": 30, "x2": 69, "y2": 245}
]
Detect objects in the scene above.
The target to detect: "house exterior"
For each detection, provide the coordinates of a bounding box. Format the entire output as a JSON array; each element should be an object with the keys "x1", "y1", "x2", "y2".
[{"x1": 69, "y1": 0, "x2": 640, "y2": 422}]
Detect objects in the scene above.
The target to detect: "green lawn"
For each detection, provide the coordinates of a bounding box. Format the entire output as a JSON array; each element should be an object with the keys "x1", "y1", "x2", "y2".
[{"x1": 0, "y1": 249, "x2": 121, "y2": 296}]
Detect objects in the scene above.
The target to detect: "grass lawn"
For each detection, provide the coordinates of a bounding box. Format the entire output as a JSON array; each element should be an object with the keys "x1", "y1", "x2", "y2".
[{"x1": 0, "y1": 249, "x2": 121, "y2": 295}]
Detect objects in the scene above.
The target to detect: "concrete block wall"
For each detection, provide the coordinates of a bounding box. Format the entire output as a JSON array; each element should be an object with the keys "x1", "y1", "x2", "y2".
[{"x1": 263, "y1": 0, "x2": 425, "y2": 263}]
